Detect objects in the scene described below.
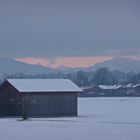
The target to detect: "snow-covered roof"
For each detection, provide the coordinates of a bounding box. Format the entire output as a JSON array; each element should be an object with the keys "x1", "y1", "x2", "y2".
[
  {"x1": 7, "y1": 79, "x2": 83, "y2": 93},
  {"x1": 99, "y1": 85, "x2": 122, "y2": 90},
  {"x1": 81, "y1": 85, "x2": 96, "y2": 90},
  {"x1": 122, "y1": 83, "x2": 140, "y2": 88},
  {"x1": 132, "y1": 84, "x2": 140, "y2": 88},
  {"x1": 123, "y1": 84, "x2": 133, "y2": 88}
]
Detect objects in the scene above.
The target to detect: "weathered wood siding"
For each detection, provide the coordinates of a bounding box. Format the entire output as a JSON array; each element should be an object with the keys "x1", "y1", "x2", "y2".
[
  {"x1": 0, "y1": 81, "x2": 22, "y2": 117},
  {"x1": 23, "y1": 92, "x2": 77, "y2": 117},
  {"x1": 0, "y1": 81, "x2": 78, "y2": 117}
]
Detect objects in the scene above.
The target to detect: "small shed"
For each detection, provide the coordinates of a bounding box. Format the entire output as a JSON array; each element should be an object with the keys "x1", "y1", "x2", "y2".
[{"x1": 0, "y1": 79, "x2": 82, "y2": 117}]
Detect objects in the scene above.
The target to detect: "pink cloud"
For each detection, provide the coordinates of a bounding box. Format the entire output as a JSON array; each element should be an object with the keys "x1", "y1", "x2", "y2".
[
  {"x1": 16, "y1": 56, "x2": 113, "y2": 68},
  {"x1": 54, "y1": 56, "x2": 113, "y2": 68},
  {"x1": 16, "y1": 57, "x2": 50, "y2": 67}
]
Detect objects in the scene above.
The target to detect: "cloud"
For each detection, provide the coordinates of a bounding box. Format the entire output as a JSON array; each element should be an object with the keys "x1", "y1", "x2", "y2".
[
  {"x1": 16, "y1": 56, "x2": 113, "y2": 68},
  {"x1": 0, "y1": 0, "x2": 140, "y2": 58}
]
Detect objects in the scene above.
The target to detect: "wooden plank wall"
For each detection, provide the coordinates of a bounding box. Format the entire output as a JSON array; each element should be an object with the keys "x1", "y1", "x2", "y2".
[
  {"x1": 0, "y1": 81, "x2": 22, "y2": 117},
  {"x1": 0, "y1": 81, "x2": 78, "y2": 117},
  {"x1": 24, "y1": 92, "x2": 77, "y2": 117}
]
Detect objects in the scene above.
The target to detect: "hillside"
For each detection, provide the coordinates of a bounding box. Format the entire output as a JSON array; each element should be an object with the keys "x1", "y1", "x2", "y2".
[
  {"x1": 87, "y1": 58, "x2": 140, "y2": 72},
  {"x1": 0, "y1": 57, "x2": 140, "y2": 77},
  {"x1": 0, "y1": 58, "x2": 55, "y2": 76}
]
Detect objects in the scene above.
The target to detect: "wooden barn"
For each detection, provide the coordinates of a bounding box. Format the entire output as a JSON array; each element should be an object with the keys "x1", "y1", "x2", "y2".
[{"x1": 0, "y1": 79, "x2": 82, "y2": 117}]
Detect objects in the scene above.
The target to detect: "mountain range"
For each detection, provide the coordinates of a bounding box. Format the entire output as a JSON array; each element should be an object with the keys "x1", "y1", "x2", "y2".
[
  {"x1": 57, "y1": 57, "x2": 140, "y2": 73},
  {"x1": 0, "y1": 57, "x2": 140, "y2": 77},
  {"x1": 0, "y1": 58, "x2": 55, "y2": 77},
  {"x1": 87, "y1": 57, "x2": 140, "y2": 72}
]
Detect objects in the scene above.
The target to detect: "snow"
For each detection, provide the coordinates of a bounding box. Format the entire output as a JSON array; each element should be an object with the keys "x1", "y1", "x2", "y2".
[
  {"x1": 123, "y1": 84, "x2": 133, "y2": 88},
  {"x1": 1, "y1": 97, "x2": 140, "y2": 140},
  {"x1": 81, "y1": 85, "x2": 96, "y2": 90},
  {"x1": 7, "y1": 79, "x2": 82, "y2": 92},
  {"x1": 123, "y1": 83, "x2": 140, "y2": 88},
  {"x1": 133, "y1": 84, "x2": 140, "y2": 88},
  {"x1": 99, "y1": 85, "x2": 122, "y2": 90}
]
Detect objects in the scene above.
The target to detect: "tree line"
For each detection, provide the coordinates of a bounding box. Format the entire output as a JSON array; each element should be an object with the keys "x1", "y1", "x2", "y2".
[{"x1": 0, "y1": 67, "x2": 140, "y2": 87}]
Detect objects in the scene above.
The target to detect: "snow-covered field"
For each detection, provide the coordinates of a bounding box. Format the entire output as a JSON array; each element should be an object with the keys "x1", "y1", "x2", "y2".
[{"x1": 1, "y1": 97, "x2": 140, "y2": 140}]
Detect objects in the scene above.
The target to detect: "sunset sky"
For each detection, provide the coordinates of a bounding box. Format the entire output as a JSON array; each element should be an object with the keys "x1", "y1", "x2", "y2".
[{"x1": 0, "y1": 0, "x2": 140, "y2": 68}]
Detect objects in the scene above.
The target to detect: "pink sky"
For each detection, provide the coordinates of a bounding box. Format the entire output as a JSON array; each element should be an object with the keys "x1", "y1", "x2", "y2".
[{"x1": 16, "y1": 56, "x2": 113, "y2": 68}]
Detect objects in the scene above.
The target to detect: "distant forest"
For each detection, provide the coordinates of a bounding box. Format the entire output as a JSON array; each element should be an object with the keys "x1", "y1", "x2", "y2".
[{"x1": 1, "y1": 67, "x2": 140, "y2": 87}]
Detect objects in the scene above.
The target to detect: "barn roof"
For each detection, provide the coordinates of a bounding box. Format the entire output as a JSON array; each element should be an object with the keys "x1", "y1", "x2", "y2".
[
  {"x1": 7, "y1": 79, "x2": 83, "y2": 93},
  {"x1": 98, "y1": 85, "x2": 122, "y2": 90}
]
